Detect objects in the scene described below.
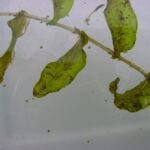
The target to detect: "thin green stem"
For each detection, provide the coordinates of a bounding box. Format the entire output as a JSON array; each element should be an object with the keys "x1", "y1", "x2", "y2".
[
  {"x1": 7, "y1": 36, "x2": 17, "y2": 52},
  {"x1": 0, "y1": 11, "x2": 149, "y2": 78}
]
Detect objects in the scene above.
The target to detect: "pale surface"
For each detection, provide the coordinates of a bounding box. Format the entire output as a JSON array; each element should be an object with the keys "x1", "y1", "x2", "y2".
[{"x1": 0, "y1": 0, "x2": 150, "y2": 150}]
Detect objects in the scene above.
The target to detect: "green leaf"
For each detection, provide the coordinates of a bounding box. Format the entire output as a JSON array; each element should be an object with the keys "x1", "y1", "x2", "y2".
[
  {"x1": 109, "y1": 78, "x2": 150, "y2": 112},
  {"x1": 0, "y1": 51, "x2": 12, "y2": 83},
  {"x1": 104, "y1": 0, "x2": 138, "y2": 58},
  {"x1": 0, "y1": 11, "x2": 29, "y2": 83},
  {"x1": 109, "y1": 77, "x2": 120, "y2": 94},
  {"x1": 8, "y1": 11, "x2": 29, "y2": 38},
  {"x1": 33, "y1": 31, "x2": 88, "y2": 98},
  {"x1": 48, "y1": 0, "x2": 74, "y2": 25}
]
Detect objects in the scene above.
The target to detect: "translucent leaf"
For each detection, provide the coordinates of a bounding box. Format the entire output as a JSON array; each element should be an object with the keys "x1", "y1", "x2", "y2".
[
  {"x1": 33, "y1": 31, "x2": 88, "y2": 98},
  {"x1": 109, "y1": 77, "x2": 120, "y2": 94},
  {"x1": 104, "y1": 0, "x2": 138, "y2": 58},
  {"x1": 8, "y1": 11, "x2": 29, "y2": 38},
  {"x1": 85, "y1": 4, "x2": 104, "y2": 25},
  {"x1": 109, "y1": 78, "x2": 150, "y2": 112},
  {"x1": 48, "y1": 0, "x2": 74, "y2": 25},
  {"x1": 0, "y1": 11, "x2": 29, "y2": 83}
]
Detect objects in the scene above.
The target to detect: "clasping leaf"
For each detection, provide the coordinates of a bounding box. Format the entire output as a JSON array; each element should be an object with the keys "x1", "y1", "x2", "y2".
[
  {"x1": 0, "y1": 11, "x2": 29, "y2": 83},
  {"x1": 104, "y1": 0, "x2": 138, "y2": 58},
  {"x1": 48, "y1": 0, "x2": 74, "y2": 25},
  {"x1": 33, "y1": 31, "x2": 88, "y2": 98},
  {"x1": 109, "y1": 78, "x2": 150, "y2": 112}
]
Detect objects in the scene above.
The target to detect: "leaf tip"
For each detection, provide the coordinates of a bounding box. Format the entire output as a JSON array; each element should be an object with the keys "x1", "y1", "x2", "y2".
[{"x1": 109, "y1": 77, "x2": 120, "y2": 94}]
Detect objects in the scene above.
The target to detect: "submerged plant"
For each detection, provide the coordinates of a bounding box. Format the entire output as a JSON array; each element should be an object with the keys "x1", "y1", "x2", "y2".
[
  {"x1": 33, "y1": 31, "x2": 88, "y2": 98},
  {"x1": 0, "y1": 0, "x2": 149, "y2": 112},
  {"x1": 109, "y1": 78, "x2": 150, "y2": 112},
  {"x1": 0, "y1": 11, "x2": 29, "y2": 82},
  {"x1": 104, "y1": 0, "x2": 138, "y2": 58}
]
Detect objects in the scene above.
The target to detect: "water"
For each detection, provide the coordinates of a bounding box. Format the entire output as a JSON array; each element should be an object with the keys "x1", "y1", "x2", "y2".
[{"x1": 0, "y1": 0, "x2": 150, "y2": 149}]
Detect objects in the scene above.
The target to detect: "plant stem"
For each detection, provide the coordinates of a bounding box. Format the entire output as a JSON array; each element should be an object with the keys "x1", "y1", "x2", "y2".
[
  {"x1": 0, "y1": 11, "x2": 149, "y2": 78},
  {"x1": 88, "y1": 36, "x2": 149, "y2": 78}
]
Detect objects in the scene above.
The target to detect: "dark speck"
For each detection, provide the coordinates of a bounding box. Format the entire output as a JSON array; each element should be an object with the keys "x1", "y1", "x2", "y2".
[
  {"x1": 47, "y1": 129, "x2": 51, "y2": 133},
  {"x1": 3, "y1": 84, "x2": 6, "y2": 87},
  {"x1": 40, "y1": 45, "x2": 43, "y2": 49},
  {"x1": 88, "y1": 46, "x2": 91, "y2": 49},
  {"x1": 25, "y1": 99, "x2": 29, "y2": 103},
  {"x1": 104, "y1": 99, "x2": 108, "y2": 102},
  {"x1": 46, "y1": 15, "x2": 49, "y2": 19},
  {"x1": 86, "y1": 140, "x2": 90, "y2": 144}
]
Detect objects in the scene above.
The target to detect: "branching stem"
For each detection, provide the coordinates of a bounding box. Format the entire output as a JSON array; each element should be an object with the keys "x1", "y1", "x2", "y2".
[{"x1": 0, "y1": 11, "x2": 149, "y2": 78}]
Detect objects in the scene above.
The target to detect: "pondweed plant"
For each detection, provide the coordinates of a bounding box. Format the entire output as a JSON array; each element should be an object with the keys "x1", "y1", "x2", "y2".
[{"x1": 0, "y1": 0, "x2": 150, "y2": 112}]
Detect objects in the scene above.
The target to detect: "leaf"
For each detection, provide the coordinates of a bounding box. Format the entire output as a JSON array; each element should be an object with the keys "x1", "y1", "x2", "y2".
[
  {"x1": 109, "y1": 78, "x2": 150, "y2": 112},
  {"x1": 0, "y1": 51, "x2": 12, "y2": 83},
  {"x1": 48, "y1": 0, "x2": 74, "y2": 25},
  {"x1": 33, "y1": 31, "x2": 88, "y2": 98},
  {"x1": 104, "y1": 0, "x2": 138, "y2": 58},
  {"x1": 109, "y1": 77, "x2": 120, "y2": 94},
  {"x1": 8, "y1": 11, "x2": 29, "y2": 38},
  {"x1": 0, "y1": 11, "x2": 29, "y2": 83}
]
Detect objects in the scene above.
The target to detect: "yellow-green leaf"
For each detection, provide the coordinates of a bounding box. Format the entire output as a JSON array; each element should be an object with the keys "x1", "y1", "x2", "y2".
[
  {"x1": 109, "y1": 77, "x2": 120, "y2": 94},
  {"x1": 48, "y1": 0, "x2": 74, "y2": 25},
  {"x1": 0, "y1": 51, "x2": 12, "y2": 83},
  {"x1": 0, "y1": 11, "x2": 29, "y2": 83},
  {"x1": 8, "y1": 11, "x2": 29, "y2": 38},
  {"x1": 109, "y1": 78, "x2": 150, "y2": 112},
  {"x1": 33, "y1": 31, "x2": 88, "y2": 98},
  {"x1": 104, "y1": 0, "x2": 138, "y2": 58}
]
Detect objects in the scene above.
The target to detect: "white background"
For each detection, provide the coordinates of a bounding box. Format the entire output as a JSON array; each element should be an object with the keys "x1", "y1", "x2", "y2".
[{"x1": 0, "y1": 0, "x2": 150, "y2": 149}]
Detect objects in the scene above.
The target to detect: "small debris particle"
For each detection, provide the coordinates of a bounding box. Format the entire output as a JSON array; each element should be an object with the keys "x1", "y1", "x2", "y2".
[
  {"x1": 47, "y1": 129, "x2": 51, "y2": 133},
  {"x1": 40, "y1": 45, "x2": 43, "y2": 49},
  {"x1": 46, "y1": 15, "x2": 49, "y2": 19},
  {"x1": 25, "y1": 99, "x2": 29, "y2": 103},
  {"x1": 85, "y1": 18, "x2": 90, "y2": 26},
  {"x1": 86, "y1": 140, "x2": 90, "y2": 144},
  {"x1": 104, "y1": 99, "x2": 108, "y2": 102},
  {"x1": 2, "y1": 84, "x2": 6, "y2": 87},
  {"x1": 88, "y1": 46, "x2": 91, "y2": 49}
]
